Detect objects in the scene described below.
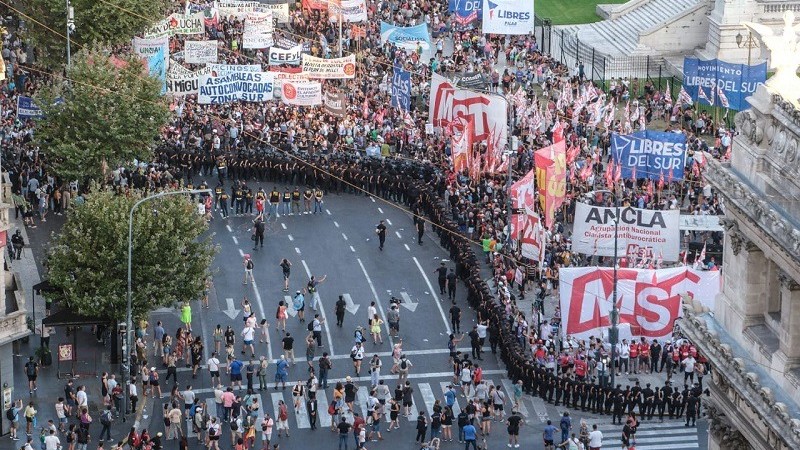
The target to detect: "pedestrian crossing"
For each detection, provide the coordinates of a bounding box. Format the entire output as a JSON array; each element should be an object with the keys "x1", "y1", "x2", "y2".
[
  {"x1": 590, "y1": 419, "x2": 701, "y2": 450},
  {"x1": 162, "y1": 377, "x2": 534, "y2": 436}
]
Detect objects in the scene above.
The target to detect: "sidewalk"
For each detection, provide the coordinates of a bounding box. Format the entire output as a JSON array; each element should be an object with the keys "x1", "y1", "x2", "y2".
[{"x1": 8, "y1": 213, "x2": 136, "y2": 444}]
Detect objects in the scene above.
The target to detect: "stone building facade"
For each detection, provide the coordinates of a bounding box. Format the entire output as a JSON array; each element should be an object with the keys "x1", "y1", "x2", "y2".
[{"x1": 679, "y1": 85, "x2": 800, "y2": 449}]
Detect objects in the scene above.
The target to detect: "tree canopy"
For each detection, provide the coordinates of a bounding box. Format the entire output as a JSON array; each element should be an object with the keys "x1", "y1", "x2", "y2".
[
  {"x1": 33, "y1": 47, "x2": 170, "y2": 183},
  {"x1": 46, "y1": 188, "x2": 217, "y2": 322},
  {"x1": 21, "y1": 0, "x2": 170, "y2": 68}
]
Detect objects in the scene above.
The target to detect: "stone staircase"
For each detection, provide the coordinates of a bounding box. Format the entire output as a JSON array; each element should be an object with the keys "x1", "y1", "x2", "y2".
[{"x1": 552, "y1": 0, "x2": 711, "y2": 78}]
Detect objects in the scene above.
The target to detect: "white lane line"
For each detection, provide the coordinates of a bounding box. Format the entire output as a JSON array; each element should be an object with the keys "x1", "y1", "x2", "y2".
[
  {"x1": 288, "y1": 235, "x2": 294, "y2": 241},
  {"x1": 395, "y1": 231, "x2": 402, "y2": 239},
  {"x1": 232, "y1": 236, "x2": 239, "y2": 245},
  {"x1": 412, "y1": 256, "x2": 452, "y2": 334},
  {"x1": 302, "y1": 259, "x2": 335, "y2": 357},
  {"x1": 238, "y1": 248, "x2": 245, "y2": 257},
  {"x1": 334, "y1": 221, "x2": 340, "y2": 228},
  {"x1": 501, "y1": 378, "x2": 529, "y2": 418},
  {"x1": 356, "y1": 258, "x2": 393, "y2": 347},
  {"x1": 251, "y1": 279, "x2": 273, "y2": 361},
  {"x1": 404, "y1": 244, "x2": 410, "y2": 251},
  {"x1": 378, "y1": 207, "x2": 384, "y2": 214},
  {"x1": 350, "y1": 246, "x2": 356, "y2": 253},
  {"x1": 294, "y1": 391, "x2": 311, "y2": 429},
  {"x1": 326, "y1": 210, "x2": 331, "y2": 215},
  {"x1": 226, "y1": 225, "x2": 233, "y2": 232},
  {"x1": 295, "y1": 247, "x2": 301, "y2": 254},
  {"x1": 357, "y1": 386, "x2": 370, "y2": 418},
  {"x1": 281, "y1": 223, "x2": 287, "y2": 230},
  {"x1": 342, "y1": 233, "x2": 348, "y2": 241},
  {"x1": 386, "y1": 219, "x2": 392, "y2": 226},
  {"x1": 418, "y1": 383, "x2": 437, "y2": 416},
  {"x1": 370, "y1": 197, "x2": 376, "y2": 203}
]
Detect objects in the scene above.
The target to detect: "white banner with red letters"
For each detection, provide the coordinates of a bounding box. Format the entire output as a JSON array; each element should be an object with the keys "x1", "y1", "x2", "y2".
[
  {"x1": 510, "y1": 168, "x2": 544, "y2": 261},
  {"x1": 428, "y1": 72, "x2": 507, "y2": 150},
  {"x1": 559, "y1": 267, "x2": 719, "y2": 342},
  {"x1": 301, "y1": 54, "x2": 356, "y2": 79},
  {"x1": 572, "y1": 203, "x2": 680, "y2": 261}
]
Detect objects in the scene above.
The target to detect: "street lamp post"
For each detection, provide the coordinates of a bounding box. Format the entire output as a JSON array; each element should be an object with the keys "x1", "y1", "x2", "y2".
[
  {"x1": 735, "y1": 31, "x2": 758, "y2": 66},
  {"x1": 609, "y1": 206, "x2": 620, "y2": 390},
  {"x1": 122, "y1": 188, "x2": 211, "y2": 422},
  {"x1": 66, "y1": 0, "x2": 74, "y2": 68}
]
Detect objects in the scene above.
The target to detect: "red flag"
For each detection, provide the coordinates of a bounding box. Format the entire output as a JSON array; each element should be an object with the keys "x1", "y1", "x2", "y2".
[
  {"x1": 658, "y1": 171, "x2": 665, "y2": 191},
  {"x1": 630, "y1": 165, "x2": 637, "y2": 181},
  {"x1": 692, "y1": 161, "x2": 700, "y2": 179},
  {"x1": 450, "y1": 117, "x2": 474, "y2": 173},
  {"x1": 605, "y1": 162, "x2": 614, "y2": 190},
  {"x1": 646, "y1": 179, "x2": 654, "y2": 197},
  {"x1": 668, "y1": 167, "x2": 674, "y2": 183},
  {"x1": 552, "y1": 120, "x2": 565, "y2": 143},
  {"x1": 614, "y1": 163, "x2": 622, "y2": 182}
]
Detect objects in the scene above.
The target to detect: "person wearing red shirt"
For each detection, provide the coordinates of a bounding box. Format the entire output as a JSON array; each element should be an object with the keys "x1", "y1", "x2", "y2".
[
  {"x1": 574, "y1": 356, "x2": 587, "y2": 381},
  {"x1": 639, "y1": 339, "x2": 651, "y2": 374},
  {"x1": 629, "y1": 342, "x2": 640, "y2": 375}
]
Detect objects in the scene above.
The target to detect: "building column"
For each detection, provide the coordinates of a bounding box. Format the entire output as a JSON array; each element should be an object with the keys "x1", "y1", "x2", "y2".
[{"x1": 720, "y1": 226, "x2": 766, "y2": 330}]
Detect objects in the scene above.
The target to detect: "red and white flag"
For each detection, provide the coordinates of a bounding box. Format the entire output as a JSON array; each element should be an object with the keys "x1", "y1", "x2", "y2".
[
  {"x1": 678, "y1": 86, "x2": 692, "y2": 105},
  {"x1": 717, "y1": 85, "x2": 730, "y2": 109},
  {"x1": 697, "y1": 86, "x2": 709, "y2": 104},
  {"x1": 665, "y1": 82, "x2": 671, "y2": 101},
  {"x1": 450, "y1": 117, "x2": 474, "y2": 173}
]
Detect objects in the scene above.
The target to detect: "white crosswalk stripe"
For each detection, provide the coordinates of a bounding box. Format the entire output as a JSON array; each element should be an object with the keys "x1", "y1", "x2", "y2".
[
  {"x1": 418, "y1": 383, "x2": 437, "y2": 416},
  {"x1": 294, "y1": 393, "x2": 311, "y2": 429},
  {"x1": 316, "y1": 390, "x2": 333, "y2": 428},
  {"x1": 592, "y1": 420, "x2": 700, "y2": 450}
]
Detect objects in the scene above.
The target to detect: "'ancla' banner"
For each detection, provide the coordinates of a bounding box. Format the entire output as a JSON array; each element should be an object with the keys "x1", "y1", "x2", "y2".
[
  {"x1": 301, "y1": 54, "x2": 356, "y2": 79},
  {"x1": 534, "y1": 140, "x2": 566, "y2": 229}
]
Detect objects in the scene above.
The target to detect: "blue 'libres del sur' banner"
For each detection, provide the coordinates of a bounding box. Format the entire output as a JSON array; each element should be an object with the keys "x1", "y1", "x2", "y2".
[
  {"x1": 391, "y1": 65, "x2": 411, "y2": 112},
  {"x1": 682, "y1": 57, "x2": 767, "y2": 111},
  {"x1": 611, "y1": 131, "x2": 688, "y2": 180}
]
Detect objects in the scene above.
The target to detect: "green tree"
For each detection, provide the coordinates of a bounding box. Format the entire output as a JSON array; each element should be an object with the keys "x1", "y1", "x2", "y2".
[
  {"x1": 21, "y1": 0, "x2": 170, "y2": 67},
  {"x1": 46, "y1": 188, "x2": 217, "y2": 322},
  {"x1": 34, "y1": 47, "x2": 170, "y2": 182}
]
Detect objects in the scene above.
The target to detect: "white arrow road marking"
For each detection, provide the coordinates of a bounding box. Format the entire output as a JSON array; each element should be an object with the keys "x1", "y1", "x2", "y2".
[
  {"x1": 399, "y1": 292, "x2": 418, "y2": 312},
  {"x1": 412, "y1": 257, "x2": 451, "y2": 334},
  {"x1": 222, "y1": 298, "x2": 240, "y2": 319},
  {"x1": 301, "y1": 259, "x2": 335, "y2": 356},
  {"x1": 284, "y1": 296, "x2": 298, "y2": 317},
  {"x1": 341, "y1": 294, "x2": 360, "y2": 315},
  {"x1": 356, "y1": 258, "x2": 393, "y2": 347}
]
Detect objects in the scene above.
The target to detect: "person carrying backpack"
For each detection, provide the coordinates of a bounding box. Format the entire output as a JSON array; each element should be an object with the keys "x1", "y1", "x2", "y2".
[
  {"x1": 99, "y1": 405, "x2": 113, "y2": 441},
  {"x1": 397, "y1": 355, "x2": 413, "y2": 383},
  {"x1": 559, "y1": 411, "x2": 572, "y2": 444}
]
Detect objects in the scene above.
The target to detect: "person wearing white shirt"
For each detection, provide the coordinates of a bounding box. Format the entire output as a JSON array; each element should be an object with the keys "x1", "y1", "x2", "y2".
[
  {"x1": 128, "y1": 382, "x2": 138, "y2": 414},
  {"x1": 241, "y1": 326, "x2": 256, "y2": 357},
  {"x1": 682, "y1": 356, "x2": 697, "y2": 383},
  {"x1": 43, "y1": 430, "x2": 60, "y2": 450},
  {"x1": 617, "y1": 340, "x2": 631, "y2": 375},
  {"x1": 76, "y1": 386, "x2": 88, "y2": 409},
  {"x1": 588, "y1": 423, "x2": 603, "y2": 450},
  {"x1": 207, "y1": 353, "x2": 222, "y2": 386}
]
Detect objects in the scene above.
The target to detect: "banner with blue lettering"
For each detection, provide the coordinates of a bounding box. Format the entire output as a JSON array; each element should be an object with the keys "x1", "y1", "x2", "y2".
[
  {"x1": 380, "y1": 22, "x2": 431, "y2": 51},
  {"x1": 16, "y1": 96, "x2": 43, "y2": 121},
  {"x1": 391, "y1": 65, "x2": 411, "y2": 112},
  {"x1": 682, "y1": 57, "x2": 766, "y2": 111},
  {"x1": 448, "y1": 0, "x2": 482, "y2": 27},
  {"x1": 611, "y1": 131, "x2": 688, "y2": 180}
]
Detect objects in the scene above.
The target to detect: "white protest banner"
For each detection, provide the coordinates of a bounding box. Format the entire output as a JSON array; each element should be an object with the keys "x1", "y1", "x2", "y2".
[
  {"x1": 198, "y1": 71, "x2": 275, "y2": 104},
  {"x1": 258, "y1": 1, "x2": 290, "y2": 23},
  {"x1": 559, "y1": 267, "x2": 720, "y2": 342},
  {"x1": 243, "y1": 11, "x2": 274, "y2": 49},
  {"x1": 281, "y1": 81, "x2": 322, "y2": 106},
  {"x1": 272, "y1": 70, "x2": 310, "y2": 97},
  {"x1": 268, "y1": 45, "x2": 302, "y2": 65},
  {"x1": 207, "y1": 64, "x2": 262, "y2": 76},
  {"x1": 166, "y1": 63, "x2": 212, "y2": 95},
  {"x1": 132, "y1": 36, "x2": 169, "y2": 62},
  {"x1": 571, "y1": 203, "x2": 680, "y2": 261},
  {"x1": 429, "y1": 72, "x2": 507, "y2": 149},
  {"x1": 328, "y1": 0, "x2": 367, "y2": 23},
  {"x1": 215, "y1": 0, "x2": 262, "y2": 17},
  {"x1": 481, "y1": 0, "x2": 534, "y2": 35},
  {"x1": 144, "y1": 12, "x2": 205, "y2": 38},
  {"x1": 185, "y1": 40, "x2": 218, "y2": 64},
  {"x1": 300, "y1": 54, "x2": 356, "y2": 79}
]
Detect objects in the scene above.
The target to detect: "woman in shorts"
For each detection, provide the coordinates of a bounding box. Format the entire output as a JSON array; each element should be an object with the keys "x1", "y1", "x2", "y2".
[
  {"x1": 276, "y1": 301, "x2": 288, "y2": 334},
  {"x1": 279, "y1": 259, "x2": 291, "y2": 292},
  {"x1": 441, "y1": 405, "x2": 454, "y2": 442},
  {"x1": 387, "y1": 398, "x2": 400, "y2": 432},
  {"x1": 149, "y1": 367, "x2": 161, "y2": 399},
  {"x1": 207, "y1": 417, "x2": 221, "y2": 450}
]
